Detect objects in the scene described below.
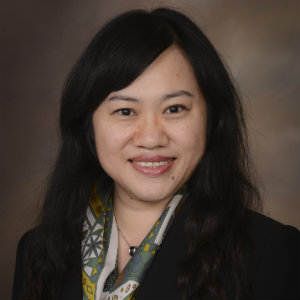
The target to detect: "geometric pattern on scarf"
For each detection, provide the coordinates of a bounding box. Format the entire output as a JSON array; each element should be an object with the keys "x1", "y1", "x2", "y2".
[{"x1": 81, "y1": 184, "x2": 186, "y2": 300}]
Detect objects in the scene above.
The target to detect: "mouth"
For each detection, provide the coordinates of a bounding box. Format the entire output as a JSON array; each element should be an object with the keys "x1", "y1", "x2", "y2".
[
  {"x1": 128, "y1": 156, "x2": 176, "y2": 175},
  {"x1": 131, "y1": 159, "x2": 174, "y2": 168}
]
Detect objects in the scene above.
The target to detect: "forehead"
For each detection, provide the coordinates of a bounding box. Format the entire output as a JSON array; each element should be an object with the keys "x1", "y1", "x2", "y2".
[{"x1": 109, "y1": 45, "x2": 200, "y2": 97}]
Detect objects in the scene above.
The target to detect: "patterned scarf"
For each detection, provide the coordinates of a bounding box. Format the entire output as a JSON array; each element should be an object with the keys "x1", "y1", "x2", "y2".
[{"x1": 81, "y1": 184, "x2": 186, "y2": 300}]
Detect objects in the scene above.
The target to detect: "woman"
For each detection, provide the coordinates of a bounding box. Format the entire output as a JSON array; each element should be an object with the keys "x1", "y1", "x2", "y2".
[{"x1": 12, "y1": 7, "x2": 299, "y2": 300}]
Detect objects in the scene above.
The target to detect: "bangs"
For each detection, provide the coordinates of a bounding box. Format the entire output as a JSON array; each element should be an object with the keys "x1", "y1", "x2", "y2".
[{"x1": 87, "y1": 11, "x2": 176, "y2": 109}]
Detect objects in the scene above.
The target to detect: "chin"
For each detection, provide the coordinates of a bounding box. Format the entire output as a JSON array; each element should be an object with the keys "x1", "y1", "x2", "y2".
[{"x1": 132, "y1": 187, "x2": 175, "y2": 204}]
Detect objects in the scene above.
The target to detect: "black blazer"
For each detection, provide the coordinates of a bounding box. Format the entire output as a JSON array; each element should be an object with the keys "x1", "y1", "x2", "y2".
[{"x1": 13, "y1": 206, "x2": 300, "y2": 299}]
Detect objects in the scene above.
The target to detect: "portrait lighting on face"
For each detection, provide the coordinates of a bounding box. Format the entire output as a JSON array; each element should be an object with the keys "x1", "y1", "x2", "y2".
[{"x1": 92, "y1": 45, "x2": 207, "y2": 207}]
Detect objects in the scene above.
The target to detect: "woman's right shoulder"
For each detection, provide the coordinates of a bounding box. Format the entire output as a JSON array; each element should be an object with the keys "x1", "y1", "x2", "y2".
[
  {"x1": 12, "y1": 228, "x2": 37, "y2": 299},
  {"x1": 16, "y1": 227, "x2": 38, "y2": 253},
  {"x1": 17, "y1": 229, "x2": 34, "y2": 247}
]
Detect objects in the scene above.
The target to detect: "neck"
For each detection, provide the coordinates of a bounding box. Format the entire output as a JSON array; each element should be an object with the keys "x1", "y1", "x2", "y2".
[{"x1": 113, "y1": 190, "x2": 171, "y2": 245}]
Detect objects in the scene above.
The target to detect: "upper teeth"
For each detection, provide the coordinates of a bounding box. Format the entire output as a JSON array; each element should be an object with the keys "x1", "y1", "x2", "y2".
[{"x1": 133, "y1": 159, "x2": 172, "y2": 168}]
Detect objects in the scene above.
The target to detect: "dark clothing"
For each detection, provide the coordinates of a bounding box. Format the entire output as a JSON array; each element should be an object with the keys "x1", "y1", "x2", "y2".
[{"x1": 13, "y1": 206, "x2": 300, "y2": 299}]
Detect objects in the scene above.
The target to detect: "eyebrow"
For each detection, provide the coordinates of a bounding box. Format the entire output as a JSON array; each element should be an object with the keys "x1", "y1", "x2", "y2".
[
  {"x1": 162, "y1": 90, "x2": 194, "y2": 100},
  {"x1": 108, "y1": 95, "x2": 138, "y2": 102},
  {"x1": 107, "y1": 90, "x2": 194, "y2": 102}
]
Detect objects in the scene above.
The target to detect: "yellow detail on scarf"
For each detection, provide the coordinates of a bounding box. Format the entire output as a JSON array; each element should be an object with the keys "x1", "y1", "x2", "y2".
[
  {"x1": 143, "y1": 243, "x2": 150, "y2": 251},
  {"x1": 90, "y1": 186, "x2": 104, "y2": 217},
  {"x1": 82, "y1": 271, "x2": 96, "y2": 300}
]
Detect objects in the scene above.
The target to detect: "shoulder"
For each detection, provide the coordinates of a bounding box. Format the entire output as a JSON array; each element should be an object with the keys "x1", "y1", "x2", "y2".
[
  {"x1": 15, "y1": 228, "x2": 37, "y2": 261},
  {"x1": 13, "y1": 227, "x2": 83, "y2": 300},
  {"x1": 248, "y1": 210, "x2": 299, "y2": 260},
  {"x1": 14, "y1": 229, "x2": 36, "y2": 266},
  {"x1": 247, "y1": 211, "x2": 300, "y2": 299},
  {"x1": 12, "y1": 229, "x2": 35, "y2": 299},
  {"x1": 16, "y1": 230, "x2": 34, "y2": 251},
  {"x1": 249, "y1": 210, "x2": 299, "y2": 238}
]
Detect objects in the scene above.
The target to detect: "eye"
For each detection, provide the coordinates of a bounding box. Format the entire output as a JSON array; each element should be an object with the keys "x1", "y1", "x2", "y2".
[
  {"x1": 115, "y1": 108, "x2": 134, "y2": 116},
  {"x1": 165, "y1": 105, "x2": 185, "y2": 114}
]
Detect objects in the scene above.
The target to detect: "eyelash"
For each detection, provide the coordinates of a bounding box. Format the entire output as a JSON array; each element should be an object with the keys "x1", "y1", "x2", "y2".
[
  {"x1": 113, "y1": 105, "x2": 188, "y2": 117},
  {"x1": 165, "y1": 105, "x2": 186, "y2": 114},
  {"x1": 115, "y1": 108, "x2": 135, "y2": 116}
]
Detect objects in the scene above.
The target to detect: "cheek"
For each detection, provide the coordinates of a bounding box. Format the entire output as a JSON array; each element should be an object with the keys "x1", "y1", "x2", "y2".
[
  {"x1": 94, "y1": 123, "x2": 132, "y2": 158},
  {"x1": 177, "y1": 119, "x2": 206, "y2": 143},
  {"x1": 176, "y1": 120, "x2": 206, "y2": 158}
]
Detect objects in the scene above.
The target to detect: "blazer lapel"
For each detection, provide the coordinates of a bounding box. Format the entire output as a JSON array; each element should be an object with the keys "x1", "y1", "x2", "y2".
[
  {"x1": 57, "y1": 244, "x2": 83, "y2": 299},
  {"x1": 136, "y1": 202, "x2": 189, "y2": 299}
]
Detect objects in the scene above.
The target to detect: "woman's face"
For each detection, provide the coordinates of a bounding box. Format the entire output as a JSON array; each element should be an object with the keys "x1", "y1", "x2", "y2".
[{"x1": 93, "y1": 45, "x2": 207, "y2": 205}]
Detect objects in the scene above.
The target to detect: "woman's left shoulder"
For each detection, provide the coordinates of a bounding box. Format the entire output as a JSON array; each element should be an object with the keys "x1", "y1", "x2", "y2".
[
  {"x1": 247, "y1": 210, "x2": 300, "y2": 299},
  {"x1": 248, "y1": 210, "x2": 300, "y2": 247}
]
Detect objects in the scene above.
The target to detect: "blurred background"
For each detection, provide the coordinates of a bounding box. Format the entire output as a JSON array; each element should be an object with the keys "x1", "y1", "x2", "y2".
[{"x1": 1, "y1": 0, "x2": 299, "y2": 298}]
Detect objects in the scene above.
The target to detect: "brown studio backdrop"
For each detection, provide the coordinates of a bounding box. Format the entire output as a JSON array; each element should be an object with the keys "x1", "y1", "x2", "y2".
[{"x1": 1, "y1": 0, "x2": 299, "y2": 298}]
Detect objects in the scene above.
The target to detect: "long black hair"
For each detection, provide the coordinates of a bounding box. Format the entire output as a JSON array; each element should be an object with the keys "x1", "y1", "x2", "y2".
[{"x1": 21, "y1": 7, "x2": 260, "y2": 299}]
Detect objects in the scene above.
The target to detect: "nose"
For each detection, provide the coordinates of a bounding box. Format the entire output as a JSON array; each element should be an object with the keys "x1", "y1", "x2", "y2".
[{"x1": 133, "y1": 115, "x2": 168, "y2": 149}]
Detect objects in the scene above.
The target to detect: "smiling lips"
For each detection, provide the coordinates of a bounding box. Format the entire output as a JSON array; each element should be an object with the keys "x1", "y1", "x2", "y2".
[{"x1": 129, "y1": 155, "x2": 175, "y2": 175}]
